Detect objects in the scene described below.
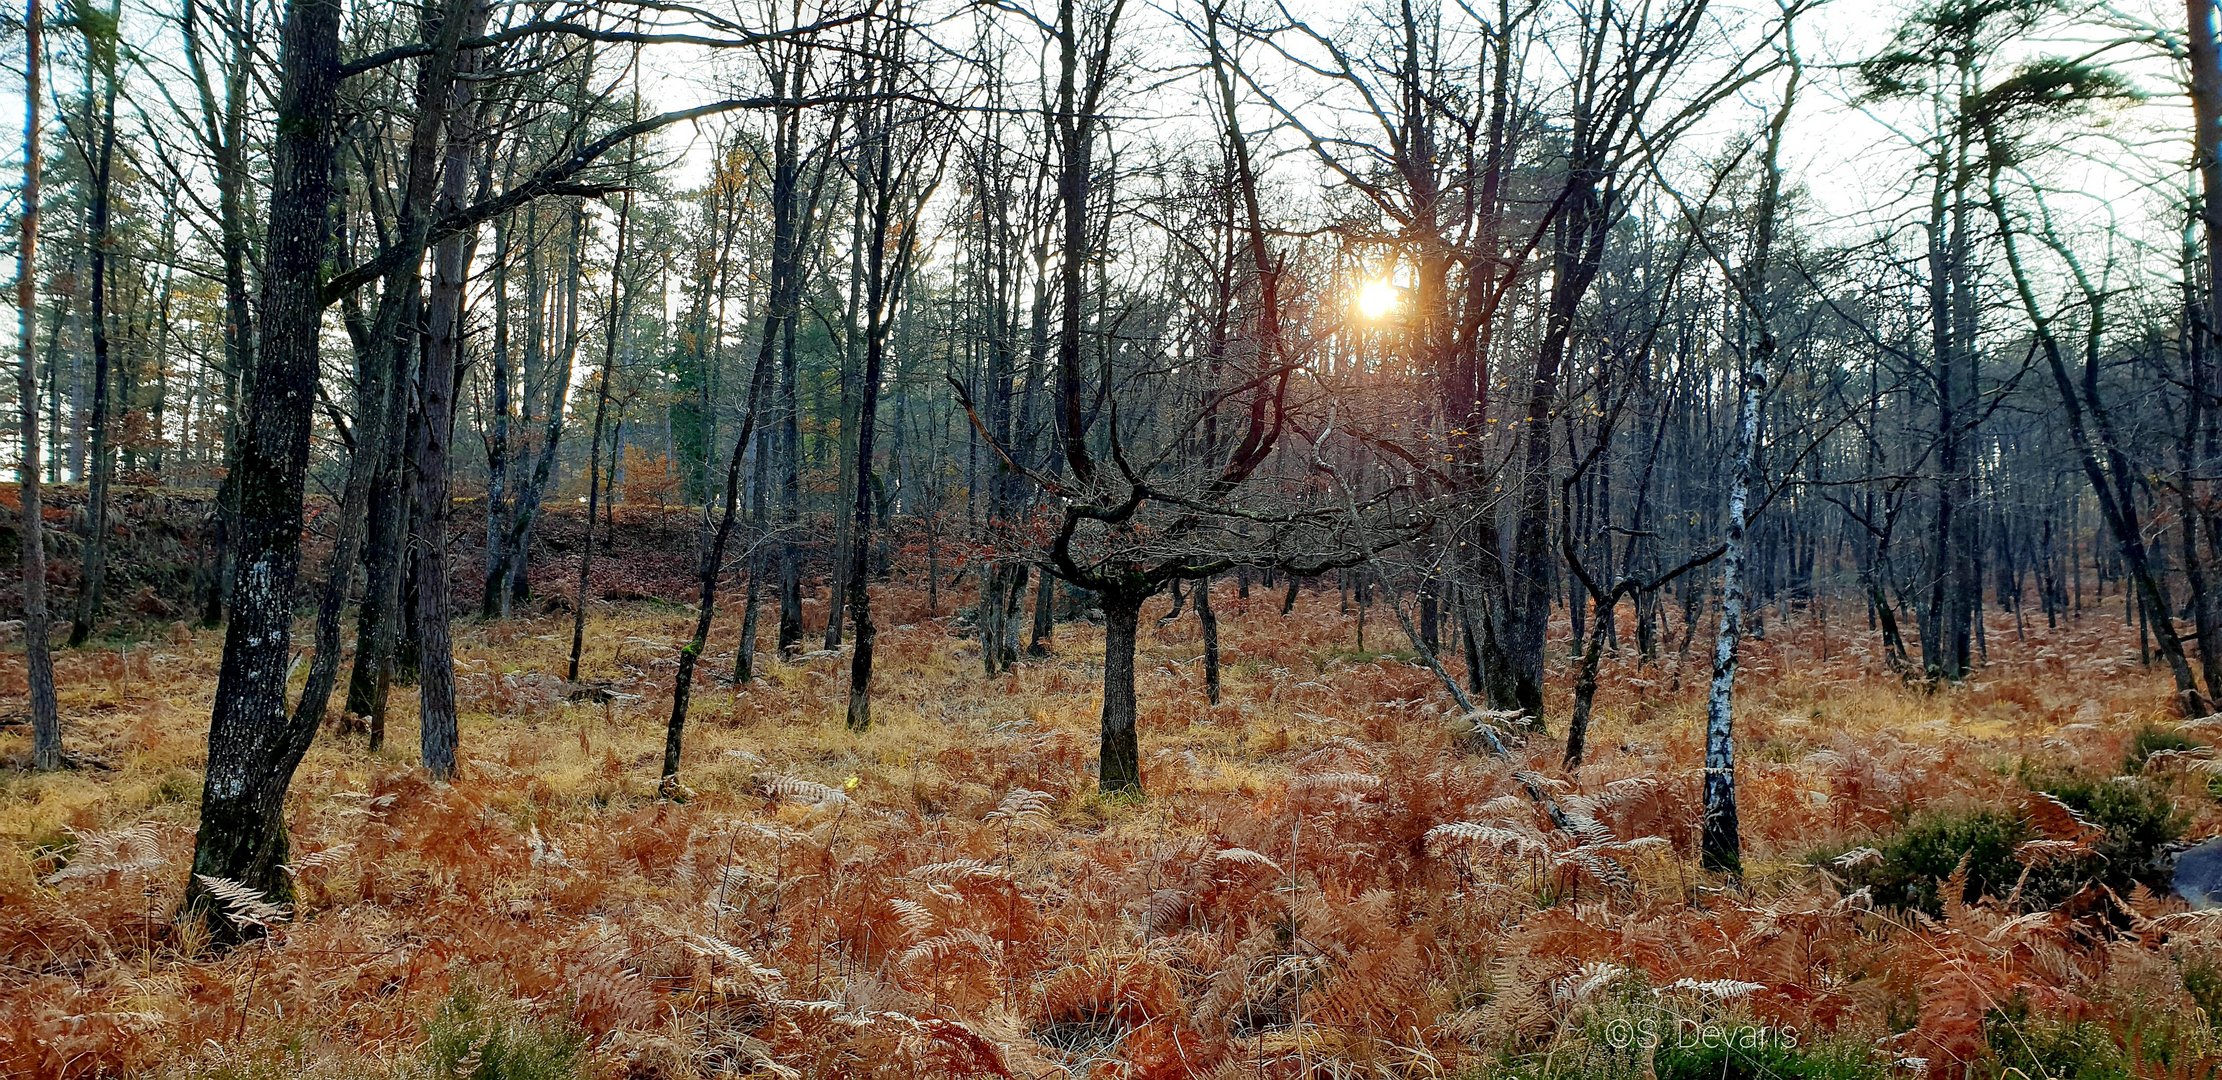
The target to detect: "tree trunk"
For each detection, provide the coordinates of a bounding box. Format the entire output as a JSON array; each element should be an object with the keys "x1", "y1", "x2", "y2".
[
  {"x1": 1985, "y1": 132, "x2": 2209, "y2": 714},
  {"x1": 185, "y1": 0, "x2": 344, "y2": 937},
  {"x1": 2187, "y1": 0, "x2": 2222, "y2": 698},
  {"x1": 411, "y1": 36, "x2": 485, "y2": 780},
  {"x1": 482, "y1": 214, "x2": 512, "y2": 618},
  {"x1": 348, "y1": 431, "x2": 410, "y2": 745},
  {"x1": 735, "y1": 449, "x2": 769, "y2": 684},
  {"x1": 1028, "y1": 561, "x2": 1055, "y2": 655},
  {"x1": 775, "y1": 309, "x2": 804, "y2": 655},
  {"x1": 1099, "y1": 591, "x2": 1143, "y2": 793},
  {"x1": 734, "y1": 85, "x2": 809, "y2": 677},
  {"x1": 980, "y1": 563, "x2": 1007, "y2": 675},
  {"x1": 1701, "y1": 371, "x2": 1762, "y2": 875},
  {"x1": 1459, "y1": 587, "x2": 1487, "y2": 697},
  {"x1": 1197, "y1": 573, "x2": 1220, "y2": 705},
  {"x1": 185, "y1": 0, "x2": 255, "y2": 630},
  {"x1": 823, "y1": 179, "x2": 868, "y2": 653},
  {"x1": 668, "y1": 175, "x2": 786, "y2": 785},
  {"x1": 17, "y1": 0, "x2": 60, "y2": 770},
  {"x1": 68, "y1": 40, "x2": 118, "y2": 647},
  {"x1": 489, "y1": 204, "x2": 586, "y2": 612},
  {"x1": 1564, "y1": 589, "x2": 1616, "y2": 769},
  {"x1": 344, "y1": 0, "x2": 477, "y2": 725},
  {"x1": 569, "y1": 188, "x2": 630, "y2": 684},
  {"x1": 843, "y1": 76, "x2": 919, "y2": 731},
  {"x1": 843, "y1": 440, "x2": 879, "y2": 730},
  {"x1": 666, "y1": 366, "x2": 772, "y2": 790}
]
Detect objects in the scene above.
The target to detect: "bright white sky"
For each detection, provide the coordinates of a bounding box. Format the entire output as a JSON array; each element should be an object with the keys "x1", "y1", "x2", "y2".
[{"x1": 621, "y1": 0, "x2": 2201, "y2": 282}]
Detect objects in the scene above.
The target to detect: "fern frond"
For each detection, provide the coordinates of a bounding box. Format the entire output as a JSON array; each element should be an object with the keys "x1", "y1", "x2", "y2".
[
  {"x1": 1293, "y1": 772, "x2": 1382, "y2": 792},
  {"x1": 1511, "y1": 769, "x2": 1571, "y2": 794},
  {"x1": 899, "y1": 928, "x2": 1001, "y2": 968},
  {"x1": 191, "y1": 874, "x2": 291, "y2": 930},
  {"x1": 909, "y1": 858, "x2": 1008, "y2": 882},
  {"x1": 1476, "y1": 794, "x2": 1530, "y2": 819},
  {"x1": 684, "y1": 934, "x2": 785, "y2": 983},
  {"x1": 45, "y1": 823, "x2": 164, "y2": 884},
  {"x1": 2013, "y1": 838, "x2": 2088, "y2": 866},
  {"x1": 1554, "y1": 961, "x2": 1630, "y2": 1005},
  {"x1": 1425, "y1": 822, "x2": 1550, "y2": 861},
  {"x1": 2148, "y1": 910, "x2": 2222, "y2": 934},
  {"x1": 1555, "y1": 848, "x2": 1630, "y2": 889},
  {"x1": 1658, "y1": 977, "x2": 1765, "y2": 1000},
  {"x1": 1564, "y1": 812, "x2": 1615, "y2": 847},
  {"x1": 527, "y1": 826, "x2": 571, "y2": 867},
  {"x1": 279, "y1": 842, "x2": 355, "y2": 878},
  {"x1": 1213, "y1": 847, "x2": 1282, "y2": 874},
  {"x1": 984, "y1": 787, "x2": 1054, "y2": 826},
  {"x1": 887, "y1": 898, "x2": 936, "y2": 935},
  {"x1": 757, "y1": 774, "x2": 850, "y2": 808},
  {"x1": 1143, "y1": 888, "x2": 1192, "y2": 935},
  {"x1": 2023, "y1": 791, "x2": 2099, "y2": 843}
]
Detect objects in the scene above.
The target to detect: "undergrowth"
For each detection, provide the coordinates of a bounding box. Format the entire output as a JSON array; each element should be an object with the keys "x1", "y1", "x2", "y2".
[{"x1": 4, "y1": 571, "x2": 2221, "y2": 1078}]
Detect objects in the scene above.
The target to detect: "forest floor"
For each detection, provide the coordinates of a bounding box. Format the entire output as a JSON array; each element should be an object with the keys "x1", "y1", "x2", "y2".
[{"x1": 4, "y1": 526, "x2": 2222, "y2": 1078}]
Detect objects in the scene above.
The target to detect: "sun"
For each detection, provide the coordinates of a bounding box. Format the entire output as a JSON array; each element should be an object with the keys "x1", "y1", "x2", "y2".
[{"x1": 1356, "y1": 279, "x2": 1401, "y2": 320}]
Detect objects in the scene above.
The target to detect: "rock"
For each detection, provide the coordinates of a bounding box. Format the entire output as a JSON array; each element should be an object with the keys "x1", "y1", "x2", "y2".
[{"x1": 2173, "y1": 837, "x2": 2222, "y2": 909}]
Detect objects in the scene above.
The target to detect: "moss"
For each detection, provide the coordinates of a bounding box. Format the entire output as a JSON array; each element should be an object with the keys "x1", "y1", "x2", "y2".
[{"x1": 1082, "y1": 787, "x2": 1149, "y2": 817}]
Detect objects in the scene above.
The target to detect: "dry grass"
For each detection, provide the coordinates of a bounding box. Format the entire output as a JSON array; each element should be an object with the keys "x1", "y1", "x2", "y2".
[{"x1": 2, "y1": 578, "x2": 2219, "y2": 1078}]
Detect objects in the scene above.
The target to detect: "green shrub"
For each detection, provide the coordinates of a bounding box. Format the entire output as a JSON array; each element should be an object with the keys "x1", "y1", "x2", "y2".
[
  {"x1": 415, "y1": 987, "x2": 584, "y2": 1080},
  {"x1": 1829, "y1": 774, "x2": 2184, "y2": 916},
  {"x1": 1832, "y1": 807, "x2": 2029, "y2": 916},
  {"x1": 1983, "y1": 1005, "x2": 2132, "y2": 1080},
  {"x1": 2030, "y1": 772, "x2": 2184, "y2": 897},
  {"x1": 1467, "y1": 989, "x2": 1890, "y2": 1080},
  {"x1": 1474, "y1": 1022, "x2": 1890, "y2": 1080},
  {"x1": 1653, "y1": 1039, "x2": 1892, "y2": 1080},
  {"x1": 2123, "y1": 725, "x2": 2205, "y2": 775},
  {"x1": 2185, "y1": 954, "x2": 2222, "y2": 1032}
]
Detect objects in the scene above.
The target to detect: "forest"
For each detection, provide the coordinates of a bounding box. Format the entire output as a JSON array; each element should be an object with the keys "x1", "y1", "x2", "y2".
[{"x1": 10, "y1": 0, "x2": 2222, "y2": 1075}]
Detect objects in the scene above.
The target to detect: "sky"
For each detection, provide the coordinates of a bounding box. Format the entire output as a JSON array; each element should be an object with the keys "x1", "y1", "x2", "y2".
[
  {"x1": 0, "y1": 0, "x2": 2207, "y2": 340},
  {"x1": 619, "y1": 0, "x2": 2202, "y2": 282}
]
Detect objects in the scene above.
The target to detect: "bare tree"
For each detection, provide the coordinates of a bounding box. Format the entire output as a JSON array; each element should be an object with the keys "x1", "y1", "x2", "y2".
[
  {"x1": 568, "y1": 182, "x2": 630, "y2": 685},
  {"x1": 63, "y1": 0, "x2": 118, "y2": 648},
  {"x1": 1973, "y1": 48, "x2": 2206, "y2": 713},
  {"x1": 411, "y1": 0, "x2": 495, "y2": 778},
  {"x1": 17, "y1": 0, "x2": 61, "y2": 771},
  {"x1": 843, "y1": 18, "x2": 949, "y2": 731}
]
